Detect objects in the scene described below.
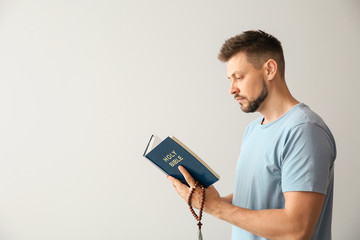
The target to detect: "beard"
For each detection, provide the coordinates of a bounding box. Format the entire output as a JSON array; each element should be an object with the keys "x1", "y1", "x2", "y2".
[{"x1": 238, "y1": 79, "x2": 268, "y2": 113}]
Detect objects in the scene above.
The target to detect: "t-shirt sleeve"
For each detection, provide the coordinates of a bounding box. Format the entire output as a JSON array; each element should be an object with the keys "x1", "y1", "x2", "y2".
[{"x1": 281, "y1": 122, "x2": 335, "y2": 194}]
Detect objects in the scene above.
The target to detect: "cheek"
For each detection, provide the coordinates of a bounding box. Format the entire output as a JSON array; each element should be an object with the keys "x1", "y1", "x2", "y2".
[{"x1": 245, "y1": 81, "x2": 262, "y2": 99}]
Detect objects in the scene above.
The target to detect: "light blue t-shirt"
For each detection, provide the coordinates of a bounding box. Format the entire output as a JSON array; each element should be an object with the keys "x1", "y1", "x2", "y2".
[{"x1": 232, "y1": 103, "x2": 336, "y2": 240}]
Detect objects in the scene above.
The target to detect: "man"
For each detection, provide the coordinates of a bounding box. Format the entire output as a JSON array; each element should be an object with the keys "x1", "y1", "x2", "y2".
[{"x1": 167, "y1": 30, "x2": 336, "y2": 240}]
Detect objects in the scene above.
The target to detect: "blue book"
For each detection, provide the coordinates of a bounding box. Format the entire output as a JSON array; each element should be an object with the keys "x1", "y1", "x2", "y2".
[{"x1": 143, "y1": 135, "x2": 220, "y2": 188}]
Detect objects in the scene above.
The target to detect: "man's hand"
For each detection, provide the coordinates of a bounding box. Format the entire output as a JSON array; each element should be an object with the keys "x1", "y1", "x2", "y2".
[{"x1": 167, "y1": 165, "x2": 222, "y2": 215}]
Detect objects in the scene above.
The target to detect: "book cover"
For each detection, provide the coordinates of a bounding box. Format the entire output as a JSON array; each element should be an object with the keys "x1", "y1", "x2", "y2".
[{"x1": 143, "y1": 135, "x2": 220, "y2": 188}]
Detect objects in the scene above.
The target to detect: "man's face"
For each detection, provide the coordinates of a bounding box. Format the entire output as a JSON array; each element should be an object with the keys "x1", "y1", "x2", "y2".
[{"x1": 227, "y1": 52, "x2": 268, "y2": 113}]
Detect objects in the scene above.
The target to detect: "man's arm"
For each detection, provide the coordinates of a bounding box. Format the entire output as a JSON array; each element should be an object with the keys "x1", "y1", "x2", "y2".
[
  {"x1": 168, "y1": 166, "x2": 324, "y2": 240},
  {"x1": 213, "y1": 191, "x2": 324, "y2": 240},
  {"x1": 221, "y1": 193, "x2": 233, "y2": 204}
]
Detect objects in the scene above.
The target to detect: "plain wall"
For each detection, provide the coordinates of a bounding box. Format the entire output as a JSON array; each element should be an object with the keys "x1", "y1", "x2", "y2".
[{"x1": 0, "y1": 0, "x2": 359, "y2": 239}]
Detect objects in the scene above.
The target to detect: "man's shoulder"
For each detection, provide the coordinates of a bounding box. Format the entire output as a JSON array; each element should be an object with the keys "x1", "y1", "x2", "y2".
[
  {"x1": 242, "y1": 103, "x2": 334, "y2": 141},
  {"x1": 286, "y1": 103, "x2": 330, "y2": 132},
  {"x1": 284, "y1": 103, "x2": 337, "y2": 158},
  {"x1": 246, "y1": 103, "x2": 324, "y2": 130}
]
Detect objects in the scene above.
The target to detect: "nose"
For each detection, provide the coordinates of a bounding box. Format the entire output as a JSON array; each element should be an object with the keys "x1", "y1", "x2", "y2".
[{"x1": 229, "y1": 80, "x2": 239, "y2": 95}]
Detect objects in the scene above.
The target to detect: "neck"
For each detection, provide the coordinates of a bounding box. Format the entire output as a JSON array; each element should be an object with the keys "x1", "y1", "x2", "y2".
[{"x1": 258, "y1": 79, "x2": 299, "y2": 124}]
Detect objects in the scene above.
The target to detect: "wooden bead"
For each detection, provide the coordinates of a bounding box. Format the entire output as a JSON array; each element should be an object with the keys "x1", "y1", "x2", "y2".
[{"x1": 187, "y1": 181, "x2": 205, "y2": 230}]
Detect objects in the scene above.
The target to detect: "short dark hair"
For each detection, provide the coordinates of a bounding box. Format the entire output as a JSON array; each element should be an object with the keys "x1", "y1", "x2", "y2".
[{"x1": 218, "y1": 30, "x2": 285, "y2": 78}]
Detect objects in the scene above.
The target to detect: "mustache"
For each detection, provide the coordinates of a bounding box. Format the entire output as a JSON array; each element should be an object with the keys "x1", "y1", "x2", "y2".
[{"x1": 234, "y1": 94, "x2": 247, "y2": 100}]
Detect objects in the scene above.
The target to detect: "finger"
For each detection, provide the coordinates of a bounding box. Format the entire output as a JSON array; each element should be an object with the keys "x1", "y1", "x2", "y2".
[
  {"x1": 178, "y1": 166, "x2": 196, "y2": 188},
  {"x1": 167, "y1": 175, "x2": 189, "y2": 200},
  {"x1": 167, "y1": 175, "x2": 186, "y2": 191}
]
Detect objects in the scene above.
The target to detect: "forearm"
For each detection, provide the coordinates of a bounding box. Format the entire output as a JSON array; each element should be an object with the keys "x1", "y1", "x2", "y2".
[
  {"x1": 210, "y1": 201, "x2": 311, "y2": 240},
  {"x1": 220, "y1": 193, "x2": 233, "y2": 204}
]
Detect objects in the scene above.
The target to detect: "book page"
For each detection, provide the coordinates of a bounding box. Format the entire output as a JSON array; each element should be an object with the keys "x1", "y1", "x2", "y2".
[{"x1": 144, "y1": 135, "x2": 163, "y2": 155}]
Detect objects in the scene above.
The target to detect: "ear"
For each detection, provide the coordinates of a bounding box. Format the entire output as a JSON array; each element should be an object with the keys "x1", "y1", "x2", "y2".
[{"x1": 264, "y1": 59, "x2": 277, "y2": 81}]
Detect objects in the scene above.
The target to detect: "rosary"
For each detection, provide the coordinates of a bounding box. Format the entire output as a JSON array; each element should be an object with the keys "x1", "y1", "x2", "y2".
[{"x1": 187, "y1": 181, "x2": 205, "y2": 240}]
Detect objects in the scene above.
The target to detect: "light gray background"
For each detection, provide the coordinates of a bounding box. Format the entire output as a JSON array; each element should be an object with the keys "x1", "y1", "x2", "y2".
[{"x1": 0, "y1": 0, "x2": 359, "y2": 239}]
